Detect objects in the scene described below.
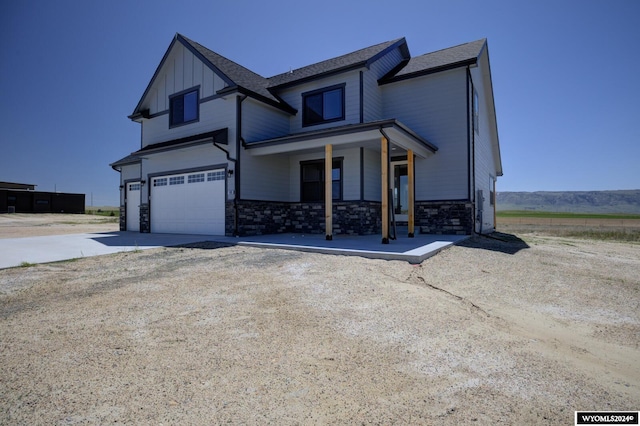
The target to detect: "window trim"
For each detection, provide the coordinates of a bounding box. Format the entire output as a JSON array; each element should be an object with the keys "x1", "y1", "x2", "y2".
[
  {"x1": 169, "y1": 86, "x2": 200, "y2": 128},
  {"x1": 302, "y1": 84, "x2": 346, "y2": 127},
  {"x1": 300, "y1": 157, "x2": 343, "y2": 202}
]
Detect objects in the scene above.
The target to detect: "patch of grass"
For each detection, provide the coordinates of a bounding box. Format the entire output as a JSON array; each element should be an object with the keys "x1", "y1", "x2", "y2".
[
  {"x1": 86, "y1": 208, "x2": 120, "y2": 217},
  {"x1": 500, "y1": 225, "x2": 640, "y2": 243},
  {"x1": 19, "y1": 261, "x2": 37, "y2": 268},
  {"x1": 558, "y1": 229, "x2": 640, "y2": 243},
  {"x1": 497, "y1": 210, "x2": 640, "y2": 220}
]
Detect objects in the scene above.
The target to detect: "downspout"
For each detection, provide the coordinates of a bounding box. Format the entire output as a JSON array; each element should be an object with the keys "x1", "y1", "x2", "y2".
[
  {"x1": 212, "y1": 132, "x2": 238, "y2": 236},
  {"x1": 236, "y1": 94, "x2": 248, "y2": 236},
  {"x1": 212, "y1": 94, "x2": 248, "y2": 236},
  {"x1": 213, "y1": 130, "x2": 238, "y2": 236},
  {"x1": 467, "y1": 66, "x2": 478, "y2": 234}
]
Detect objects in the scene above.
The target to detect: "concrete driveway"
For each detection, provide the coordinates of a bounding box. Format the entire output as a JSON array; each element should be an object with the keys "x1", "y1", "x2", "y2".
[{"x1": 0, "y1": 232, "x2": 214, "y2": 269}]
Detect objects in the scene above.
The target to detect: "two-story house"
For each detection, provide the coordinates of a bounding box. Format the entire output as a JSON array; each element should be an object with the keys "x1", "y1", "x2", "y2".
[{"x1": 111, "y1": 34, "x2": 502, "y2": 242}]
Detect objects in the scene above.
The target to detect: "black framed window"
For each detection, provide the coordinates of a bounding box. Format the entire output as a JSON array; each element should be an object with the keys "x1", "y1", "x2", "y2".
[
  {"x1": 301, "y1": 159, "x2": 342, "y2": 202},
  {"x1": 302, "y1": 84, "x2": 345, "y2": 126},
  {"x1": 170, "y1": 88, "x2": 199, "y2": 127}
]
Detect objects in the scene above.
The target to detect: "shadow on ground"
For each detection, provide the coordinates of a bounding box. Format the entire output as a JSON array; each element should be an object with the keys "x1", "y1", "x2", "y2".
[
  {"x1": 174, "y1": 242, "x2": 235, "y2": 250},
  {"x1": 457, "y1": 232, "x2": 529, "y2": 255}
]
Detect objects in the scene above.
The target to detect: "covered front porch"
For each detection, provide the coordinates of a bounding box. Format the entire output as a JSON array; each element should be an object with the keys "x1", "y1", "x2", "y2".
[{"x1": 244, "y1": 119, "x2": 438, "y2": 244}]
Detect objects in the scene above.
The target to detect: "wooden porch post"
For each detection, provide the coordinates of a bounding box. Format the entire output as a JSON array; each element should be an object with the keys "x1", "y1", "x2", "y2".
[
  {"x1": 407, "y1": 149, "x2": 415, "y2": 237},
  {"x1": 325, "y1": 144, "x2": 333, "y2": 241},
  {"x1": 381, "y1": 136, "x2": 389, "y2": 244}
]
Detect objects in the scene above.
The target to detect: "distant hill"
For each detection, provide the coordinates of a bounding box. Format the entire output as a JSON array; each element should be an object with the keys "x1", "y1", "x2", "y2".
[{"x1": 496, "y1": 190, "x2": 640, "y2": 214}]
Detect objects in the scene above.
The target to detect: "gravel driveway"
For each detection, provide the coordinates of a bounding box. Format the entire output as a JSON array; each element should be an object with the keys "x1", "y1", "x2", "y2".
[{"x1": 0, "y1": 216, "x2": 639, "y2": 424}]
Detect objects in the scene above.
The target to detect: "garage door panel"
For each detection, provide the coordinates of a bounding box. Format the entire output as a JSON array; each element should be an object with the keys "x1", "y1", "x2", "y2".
[{"x1": 150, "y1": 170, "x2": 225, "y2": 235}]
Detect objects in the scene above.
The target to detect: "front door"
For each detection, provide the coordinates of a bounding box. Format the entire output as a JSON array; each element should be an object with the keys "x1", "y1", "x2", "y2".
[{"x1": 391, "y1": 161, "x2": 408, "y2": 223}]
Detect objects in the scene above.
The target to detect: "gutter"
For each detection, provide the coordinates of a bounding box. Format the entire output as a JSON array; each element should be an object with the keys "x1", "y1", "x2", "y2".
[
  {"x1": 211, "y1": 130, "x2": 238, "y2": 236},
  {"x1": 215, "y1": 93, "x2": 248, "y2": 237},
  {"x1": 467, "y1": 66, "x2": 478, "y2": 234}
]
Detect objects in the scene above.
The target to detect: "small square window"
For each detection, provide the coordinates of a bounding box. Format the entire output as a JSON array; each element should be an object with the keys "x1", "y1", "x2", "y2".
[
  {"x1": 169, "y1": 176, "x2": 184, "y2": 185},
  {"x1": 170, "y1": 88, "x2": 199, "y2": 127},
  {"x1": 302, "y1": 85, "x2": 345, "y2": 126},
  {"x1": 188, "y1": 173, "x2": 205, "y2": 183},
  {"x1": 207, "y1": 171, "x2": 225, "y2": 181}
]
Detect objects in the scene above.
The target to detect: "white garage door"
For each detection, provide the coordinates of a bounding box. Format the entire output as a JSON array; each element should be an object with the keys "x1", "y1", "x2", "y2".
[
  {"x1": 126, "y1": 182, "x2": 141, "y2": 232},
  {"x1": 150, "y1": 169, "x2": 225, "y2": 235}
]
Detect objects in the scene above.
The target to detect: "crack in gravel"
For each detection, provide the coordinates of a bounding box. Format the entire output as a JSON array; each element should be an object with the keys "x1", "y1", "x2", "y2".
[{"x1": 405, "y1": 266, "x2": 490, "y2": 317}]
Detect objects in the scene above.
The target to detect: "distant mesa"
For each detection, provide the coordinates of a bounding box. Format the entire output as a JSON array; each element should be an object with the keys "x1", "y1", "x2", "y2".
[{"x1": 496, "y1": 190, "x2": 640, "y2": 214}]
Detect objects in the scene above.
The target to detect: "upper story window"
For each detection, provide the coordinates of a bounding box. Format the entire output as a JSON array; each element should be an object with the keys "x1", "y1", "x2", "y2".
[
  {"x1": 170, "y1": 87, "x2": 199, "y2": 127},
  {"x1": 302, "y1": 84, "x2": 345, "y2": 127}
]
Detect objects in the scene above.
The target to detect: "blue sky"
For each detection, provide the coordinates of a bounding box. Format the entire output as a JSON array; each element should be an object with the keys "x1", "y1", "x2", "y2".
[{"x1": 1, "y1": 0, "x2": 638, "y2": 206}]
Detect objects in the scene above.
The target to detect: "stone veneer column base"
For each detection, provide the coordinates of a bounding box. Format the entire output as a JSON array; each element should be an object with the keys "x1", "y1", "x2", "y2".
[
  {"x1": 139, "y1": 203, "x2": 150, "y2": 233},
  {"x1": 119, "y1": 205, "x2": 126, "y2": 231},
  {"x1": 231, "y1": 200, "x2": 382, "y2": 237},
  {"x1": 223, "y1": 200, "x2": 474, "y2": 236},
  {"x1": 415, "y1": 201, "x2": 474, "y2": 235}
]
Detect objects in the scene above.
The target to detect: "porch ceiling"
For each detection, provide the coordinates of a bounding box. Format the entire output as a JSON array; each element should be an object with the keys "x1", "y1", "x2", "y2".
[{"x1": 245, "y1": 119, "x2": 438, "y2": 158}]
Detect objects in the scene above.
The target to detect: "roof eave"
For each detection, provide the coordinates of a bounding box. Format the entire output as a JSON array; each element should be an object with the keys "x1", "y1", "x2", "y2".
[
  {"x1": 245, "y1": 119, "x2": 437, "y2": 157},
  {"x1": 379, "y1": 58, "x2": 478, "y2": 85},
  {"x1": 217, "y1": 85, "x2": 297, "y2": 114}
]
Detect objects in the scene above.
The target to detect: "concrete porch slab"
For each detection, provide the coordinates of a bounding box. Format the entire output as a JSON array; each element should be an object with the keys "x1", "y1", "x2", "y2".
[
  {"x1": 0, "y1": 231, "x2": 468, "y2": 269},
  {"x1": 209, "y1": 232, "x2": 469, "y2": 264}
]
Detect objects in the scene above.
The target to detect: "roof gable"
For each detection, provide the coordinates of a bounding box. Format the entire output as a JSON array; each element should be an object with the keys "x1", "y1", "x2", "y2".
[
  {"x1": 381, "y1": 39, "x2": 486, "y2": 83},
  {"x1": 130, "y1": 34, "x2": 295, "y2": 120}
]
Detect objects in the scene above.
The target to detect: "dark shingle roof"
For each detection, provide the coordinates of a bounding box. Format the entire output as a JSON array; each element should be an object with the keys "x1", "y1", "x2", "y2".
[
  {"x1": 131, "y1": 35, "x2": 486, "y2": 119},
  {"x1": 109, "y1": 154, "x2": 141, "y2": 170},
  {"x1": 267, "y1": 38, "x2": 409, "y2": 88},
  {"x1": 178, "y1": 35, "x2": 279, "y2": 104},
  {"x1": 384, "y1": 38, "x2": 486, "y2": 82}
]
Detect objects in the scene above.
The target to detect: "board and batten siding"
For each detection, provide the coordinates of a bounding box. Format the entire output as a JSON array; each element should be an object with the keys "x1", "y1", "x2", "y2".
[
  {"x1": 381, "y1": 68, "x2": 469, "y2": 201},
  {"x1": 277, "y1": 71, "x2": 361, "y2": 134},
  {"x1": 141, "y1": 97, "x2": 236, "y2": 147},
  {"x1": 140, "y1": 42, "x2": 227, "y2": 116},
  {"x1": 240, "y1": 99, "x2": 292, "y2": 201},
  {"x1": 362, "y1": 47, "x2": 406, "y2": 123},
  {"x1": 363, "y1": 148, "x2": 381, "y2": 201}
]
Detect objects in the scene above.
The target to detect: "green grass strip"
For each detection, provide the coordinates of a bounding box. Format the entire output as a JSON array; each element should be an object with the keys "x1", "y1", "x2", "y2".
[{"x1": 496, "y1": 210, "x2": 640, "y2": 220}]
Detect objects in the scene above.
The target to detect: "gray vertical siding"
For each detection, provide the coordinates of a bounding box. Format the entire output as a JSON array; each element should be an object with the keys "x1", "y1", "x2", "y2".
[
  {"x1": 363, "y1": 148, "x2": 381, "y2": 201},
  {"x1": 381, "y1": 68, "x2": 469, "y2": 201},
  {"x1": 240, "y1": 99, "x2": 291, "y2": 201},
  {"x1": 471, "y1": 52, "x2": 500, "y2": 232},
  {"x1": 363, "y1": 47, "x2": 405, "y2": 122}
]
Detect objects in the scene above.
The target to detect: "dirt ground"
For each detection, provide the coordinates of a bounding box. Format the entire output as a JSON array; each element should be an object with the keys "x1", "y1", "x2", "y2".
[
  {"x1": 0, "y1": 213, "x2": 119, "y2": 239},
  {"x1": 0, "y1": 215, "x2": 639, "y2": 424}
]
